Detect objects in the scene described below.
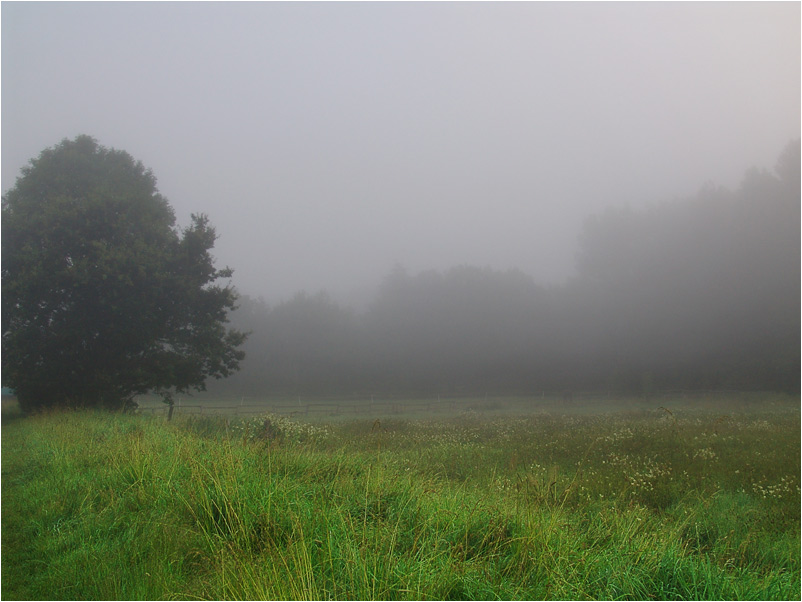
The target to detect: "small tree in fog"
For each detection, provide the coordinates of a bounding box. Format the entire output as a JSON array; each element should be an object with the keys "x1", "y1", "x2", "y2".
[{"x1": 1, "y1": 136, "x2": 247, "y2": 412}]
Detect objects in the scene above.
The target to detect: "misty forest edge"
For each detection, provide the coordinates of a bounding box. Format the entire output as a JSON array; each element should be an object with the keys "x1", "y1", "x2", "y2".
[{"x1": 2, "y1": 135, "x2": 799, "y2": 411}]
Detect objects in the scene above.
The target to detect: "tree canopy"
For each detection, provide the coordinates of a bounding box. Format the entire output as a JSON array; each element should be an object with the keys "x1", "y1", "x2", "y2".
[{"x1": 2, "y1": 135, "x2": 247, "y2": 412}]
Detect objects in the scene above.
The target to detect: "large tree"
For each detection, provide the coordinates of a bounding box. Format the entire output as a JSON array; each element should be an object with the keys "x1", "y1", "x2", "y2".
[{"x1": 2, "y1": 135, "x2": 247, "y2": 412}]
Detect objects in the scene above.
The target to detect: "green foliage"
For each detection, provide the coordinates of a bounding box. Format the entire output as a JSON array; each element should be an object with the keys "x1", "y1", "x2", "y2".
[
  {"x1": 2, "y1": 398, "x2": 798, "y2": 600},
  {"x1": 1, "y1": 136, "x2": 247, "y2": 412}
]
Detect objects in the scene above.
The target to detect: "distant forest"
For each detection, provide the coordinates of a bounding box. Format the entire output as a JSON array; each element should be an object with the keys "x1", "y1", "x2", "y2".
[{"x1": 211, "y1": 142, "x2": 800, "y2": 396}]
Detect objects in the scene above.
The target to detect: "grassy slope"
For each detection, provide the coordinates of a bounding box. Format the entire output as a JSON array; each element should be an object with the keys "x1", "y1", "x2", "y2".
[{"x1": 2, "y1": 397, "x2": 799, "y2": 600}]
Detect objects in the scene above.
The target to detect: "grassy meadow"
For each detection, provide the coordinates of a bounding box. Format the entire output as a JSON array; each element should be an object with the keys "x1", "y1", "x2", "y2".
[{"x1": 2, "y1": 394, "x2": 799, "y2": 600}]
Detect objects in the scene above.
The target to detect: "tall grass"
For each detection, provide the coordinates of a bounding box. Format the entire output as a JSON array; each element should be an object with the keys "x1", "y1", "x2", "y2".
[{"x1": 2, "y1": 397, "x2": 799, "y2": 600}]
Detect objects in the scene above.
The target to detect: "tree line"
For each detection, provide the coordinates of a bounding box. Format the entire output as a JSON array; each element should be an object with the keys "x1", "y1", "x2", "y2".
[
  {"x1": 3, "y1": 137, "x2": 798, "y2": 412},
  {"x1": 213, "y1": 141, "x2": 800, "y2": 397}
]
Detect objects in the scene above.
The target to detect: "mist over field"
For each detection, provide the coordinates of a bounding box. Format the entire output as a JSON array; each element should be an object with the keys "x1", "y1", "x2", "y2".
[
  {"x1": 2, "y1": 2, "x2": 799, "y2": 396},
  {"x1": 2, "y1": 7, "x2": 800, "y2": 599}
]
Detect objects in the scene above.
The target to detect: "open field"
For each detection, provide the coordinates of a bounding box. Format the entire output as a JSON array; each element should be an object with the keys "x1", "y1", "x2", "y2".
[
  {"x1": 132, "y1": 390, "x2": 789, "y2": 420},
  {"x1": 2, "y1": 394, "x2": 799, "y2": 600}
]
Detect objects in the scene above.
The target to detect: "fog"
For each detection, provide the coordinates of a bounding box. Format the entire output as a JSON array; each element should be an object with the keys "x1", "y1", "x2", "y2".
[{"x1": 2, "y1": 2, "x2": 799, "y2": 306}]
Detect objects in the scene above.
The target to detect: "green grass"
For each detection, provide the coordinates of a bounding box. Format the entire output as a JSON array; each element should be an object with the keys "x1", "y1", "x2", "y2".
[{"x1": 2, "y1": 396, "x2": 799, "y2": 600}]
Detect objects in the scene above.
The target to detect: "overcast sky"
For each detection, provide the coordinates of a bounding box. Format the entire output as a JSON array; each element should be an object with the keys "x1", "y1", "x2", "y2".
[{"x1": 3, "y1": 2, "x2": 799, "y2": 305}]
